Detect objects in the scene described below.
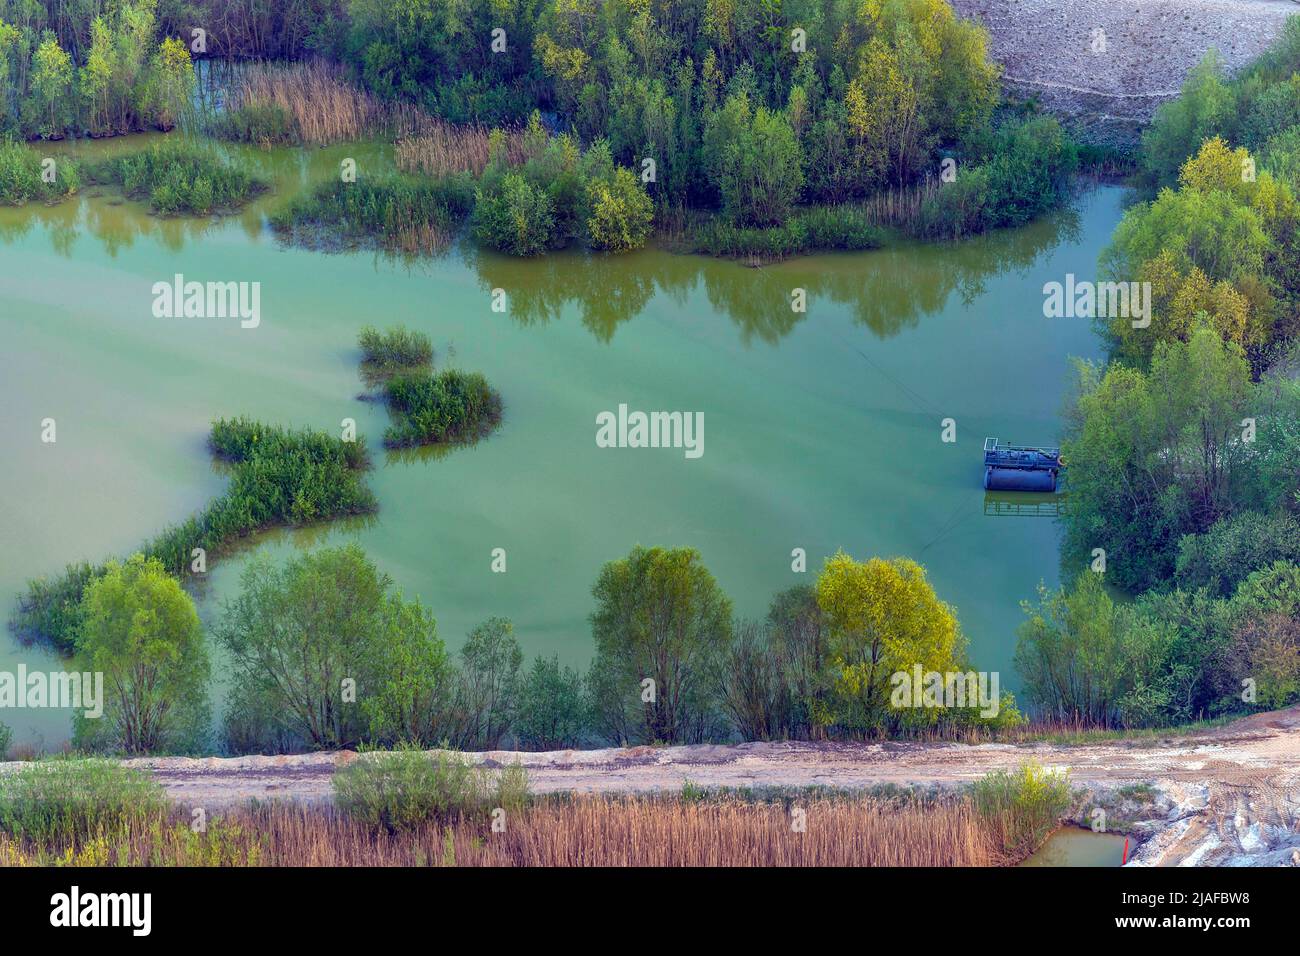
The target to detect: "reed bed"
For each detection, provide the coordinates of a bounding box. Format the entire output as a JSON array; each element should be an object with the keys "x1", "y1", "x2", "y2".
[
  {"x1": 0, "y1": 795, "x2": 999, "y2": 867},
  {"x1": 396, "y1": 125, "x2": 526, "y2": 178},
  {"x1": 215, "y1": 60, "x2": 525, "y2": 164}
]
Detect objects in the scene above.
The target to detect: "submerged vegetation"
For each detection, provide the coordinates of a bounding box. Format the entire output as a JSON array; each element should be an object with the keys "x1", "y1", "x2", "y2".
[{"x1": 86, "y1": 138, "x2": 266, "y2": 214}]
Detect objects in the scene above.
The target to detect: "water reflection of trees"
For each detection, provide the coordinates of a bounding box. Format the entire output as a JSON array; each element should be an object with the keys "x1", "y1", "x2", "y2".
[{"x1": 467, "y1": 205, "x2": 1081, "y2": 345}]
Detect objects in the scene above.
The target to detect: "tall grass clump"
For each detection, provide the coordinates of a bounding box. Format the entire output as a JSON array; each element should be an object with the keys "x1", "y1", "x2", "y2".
[
  {"x1": 333, "y1": 750, "x2": 528, "y2": 832},
  {"x1": 12, "y1": 419, "x2": 376, "y2": 653},
  {"x1": 0, "y1": 759, "x2": 167, "y2": 847},
  {"x1": 358, "y1": 325, "x2": 434, "y2": 383},
  {"x1": 970, "y1": 762, "x2": 1073, "y2": 861},
  {"x1": 88, "y1": 139, "x2": 267, "y2": 215},
  {"x1": 381, "y1": 369, "x2": 503, "y2": 448},
  {"x1": 271, "y1": 173, "x2": 476, "y2": 253},
  {"x1": 0, "y1": 140, "x2": 79, "y2": 205}
]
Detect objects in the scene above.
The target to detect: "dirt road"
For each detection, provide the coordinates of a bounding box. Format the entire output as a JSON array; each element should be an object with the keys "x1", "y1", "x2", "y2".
[
  {"x1": 109, "y1": 704, "x2": 1300, "y2": 866},
  {"x1": 950, "y1": 0, "x2": 1298, "y2": 145}
]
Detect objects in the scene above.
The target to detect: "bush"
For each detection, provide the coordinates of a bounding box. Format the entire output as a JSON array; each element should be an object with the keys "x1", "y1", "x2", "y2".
[
  {"x1": 970, "y1": 763, "x2": 1072, "y2": 859},
  {"x1": 585, "y1": 167, "x2": 654, "y2": 252},
  {"x1": 332, "y1": 749, "x2": 528, "y2": 832},
  {"x1": 0, "y1": 759, "x2": 167, "y2": 845},
  {"x1": 1175, "y1": 511, "x2": 1300, "y2": 597},
  {"x1": 88, "y1": 139, "x2": 266, "y2": 215},
  {"x1": 473, "y1": 171, "x2": 555, "y2": 255},
  {"x1": 0, "y1": 722, "x2": 10, "y2": 760},
  {"x1": 381, "y1": 369, "x2": 503, "y2": 447},
  {"x1": 694, "y1": 204, "x2": 885, "y2": 260}
]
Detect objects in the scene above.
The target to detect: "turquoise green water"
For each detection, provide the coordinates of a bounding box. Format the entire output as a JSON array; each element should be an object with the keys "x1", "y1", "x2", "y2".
[{"x1": 0, "y1": 137, "x2": 1118, "y2": 747}]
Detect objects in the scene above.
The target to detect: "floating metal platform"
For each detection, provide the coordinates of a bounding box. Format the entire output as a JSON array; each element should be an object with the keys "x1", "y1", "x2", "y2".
[{"x1": 982, "y1": 437, "x2": 1063, "y2": 493}]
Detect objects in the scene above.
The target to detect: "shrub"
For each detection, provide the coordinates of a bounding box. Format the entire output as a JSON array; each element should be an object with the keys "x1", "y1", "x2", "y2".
[
  {"x1": 381, "y1": 369, "x2": 503, "y2": 447},
  {"x1": 332, "y1": 749, "x2": 528, "y2": 832},
  {"x1": 473, "y1": 171, "x2": 555, "y2": 255},
  {"x1": 585, "y1": 167, "x2": 654, "y2": 252},
  {"x1": 1175, "y1": 511, "x2": 1300, "y2": 597},
  {"x1": 0, "y1": 759, "x2": 167, "y2": 846},
  {"x1": 449, "y1": 617, "x2": 522, "y2": 751},
  {"x1": 970, "y1": 763, "x2": 1072, "y2": 859},
  {"x1": 0, "y1": 722, "x2": 10, "y2": 760}
]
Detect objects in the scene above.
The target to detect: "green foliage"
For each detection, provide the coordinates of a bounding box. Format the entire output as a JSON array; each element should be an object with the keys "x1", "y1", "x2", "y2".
[
  {"x1": 89, "y1": 139, "x2": 266, "y2": 215},
  {"x1": 218, "y1": 544, "x2": 450, "y2": 752},
  {"x1": 1060, "y1": 327, "x2": 1255, "y2": 591},
  {"x1": 0, "y1": 139, "x2": 78, "y2": 204},
  {"x1": 16, "y1": 418, "x2": 376, "y2": 653},
  {"x1": 72, "y1": 554, "x2": 210, "y2": 754},
  {"x1": 693, "y1": 201, "x2": 885, "y2": 259},
  {"x1": 702, "y1": 92, "x2": 803, "y2": 227},
  {"x1": 332, "y1": 748, "x2": 529, "y2": 832},
  {"x1": 917, "y1": 115, "x2": 1079, "y2": 240},
  {"x1": 1140, "y1": 51, "x2": 1235, "y2": 190},
  {"x1": 588, "y1": 545, "x2": 733, "y2": 745},
  {"x1": 1175, "y1": 511, "x2": 1300, "y2": 596},
  {"x1": 585, "y1": 166, "x2": 654, "y2": 252},
  {"x1": 515, "y1": 655, "x2": 588, "y2": 750},
  {"x1": 0, "y1": 721, "x2": 10, "y2": 760},
  {"x1": 0, "y1": 759, "x2": 166, "y2": 845},
  {"x1": 381, "y1": 368, "x2": 503, "y2": 447},
  {"x1": 473, "y1": 170, "x2": 555, "y2": 255},
  {"x1": 971, "y1": 763, "x2": 1071, "y2": 859},
  {"x1": 449, "y1": 617, "x2": 522, "y2": 751}
]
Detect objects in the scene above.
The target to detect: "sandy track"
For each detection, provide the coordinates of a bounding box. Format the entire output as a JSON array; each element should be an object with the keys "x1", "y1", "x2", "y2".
[
  {"x1": 950, "y1": 0, "x2": 1298, "y2": 145},
  {"x1": 94, "y1": 705, "x2": 1300, "y2": 866}
]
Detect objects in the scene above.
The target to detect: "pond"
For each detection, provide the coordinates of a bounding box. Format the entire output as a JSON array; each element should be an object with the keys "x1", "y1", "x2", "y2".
[
  {"x1": 0, "y1": 135, "x2": 1121, "y2": 747},
  {"x1": 1021, "y1": 828, "x2": 1129, "y2": 867}
]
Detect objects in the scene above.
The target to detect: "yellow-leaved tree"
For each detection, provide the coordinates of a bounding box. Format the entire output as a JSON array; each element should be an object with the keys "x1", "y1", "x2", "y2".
[{"x1": 814, "y1": 550, "x2": 964, "y2": 731}]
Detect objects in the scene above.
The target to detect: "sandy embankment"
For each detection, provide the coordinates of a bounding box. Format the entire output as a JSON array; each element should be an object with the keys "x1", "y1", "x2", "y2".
[
  {"x1": 950, "y1": 0, "x2": 1298, "y2": 146},
  {"x1": 48, "y1": 704, "x2": 1296, "y2": 867}
]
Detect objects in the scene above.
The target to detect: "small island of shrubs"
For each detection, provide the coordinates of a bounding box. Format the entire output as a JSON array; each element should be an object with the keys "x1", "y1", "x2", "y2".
[{"x1": 86, "y1": 139, "x2": 267, "y2": 215}]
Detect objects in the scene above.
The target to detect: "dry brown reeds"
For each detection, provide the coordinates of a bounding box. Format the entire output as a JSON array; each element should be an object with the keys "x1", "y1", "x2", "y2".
[
  {"x1": 219, "y1": 60, "x2": 527, "y2": 171},
  {"x1": 0, "y1": 795, "x2": 999, "y2": 867}
]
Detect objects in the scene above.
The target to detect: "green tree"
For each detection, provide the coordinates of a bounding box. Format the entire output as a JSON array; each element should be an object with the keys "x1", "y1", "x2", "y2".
[
  {"x1": 26, "y1": 33, "x2": 74, "y2": 138},
  {"x1": 814, "y1": 550, "x2": 964, "y2": 731},
  {"x1": 585, "y1": 166, "x2": 654, "y2": 251},
  {"x1": 72, "y1": 554, "x2": 209, "y2": 754},
  {"x1": 217, "y1": 544, "x2": 438, "y2": 751},
  {"x1": 703, "y1": 92, "x2": 804, "y2": 226},
  {"x1": 588, "y1": 545, "x2": 732, "y2": 744},
  {"x1": 451, "y1": 616, "x2": 522, "y2": 750},
  {"x1": 515, "y1": 654, "x2": 588, "y2": 750}
]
